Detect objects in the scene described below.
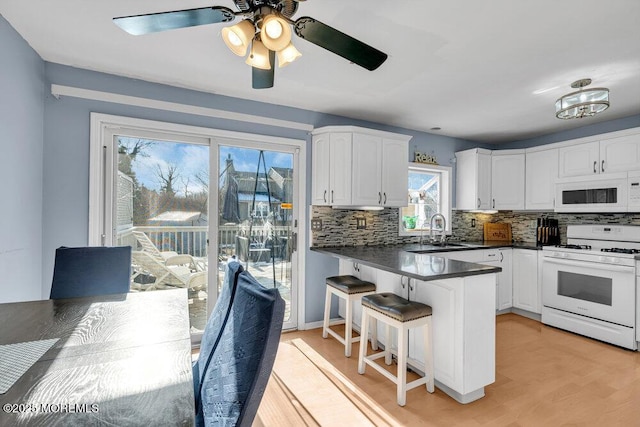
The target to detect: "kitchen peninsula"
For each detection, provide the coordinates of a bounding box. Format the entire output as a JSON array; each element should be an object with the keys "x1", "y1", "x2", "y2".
[{"x1": 313, "y1": 245, "x2": 501, "y2": 404}]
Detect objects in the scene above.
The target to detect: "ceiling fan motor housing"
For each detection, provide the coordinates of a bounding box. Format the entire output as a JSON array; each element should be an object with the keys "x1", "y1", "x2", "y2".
[{"x1": 233, "y1": 0, "x2": 298, "y2": 18}]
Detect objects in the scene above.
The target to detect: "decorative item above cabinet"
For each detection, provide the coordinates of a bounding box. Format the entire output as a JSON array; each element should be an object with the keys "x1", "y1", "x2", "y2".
[{"x1": 311, "y1": 126, "x2": 412, "y2": 209}]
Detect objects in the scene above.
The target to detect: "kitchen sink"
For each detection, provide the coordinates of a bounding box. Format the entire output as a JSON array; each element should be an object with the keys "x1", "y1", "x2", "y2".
[{"x1": 404, "y1": 242, "x2": 467, "y2": 253}]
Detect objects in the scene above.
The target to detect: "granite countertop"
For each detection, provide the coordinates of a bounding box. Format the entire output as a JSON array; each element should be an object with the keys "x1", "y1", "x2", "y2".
[{"x1": 311, "y1": 245, "x2": 501, "y2": 282}]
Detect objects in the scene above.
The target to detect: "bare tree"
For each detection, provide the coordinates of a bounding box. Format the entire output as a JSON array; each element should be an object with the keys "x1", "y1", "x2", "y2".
[
  {"x1": 181, "y1": 176, "x2": 191, "y2": 198},
  {"x1": 155, "y1": 163, "x2": 180, "y2": 196},
  {"x1": 194, "y1": 170, "x2": 209, "y2": 191},
  {"x1": 118, "y1": 138, "x2": 155, "y2": 161}
]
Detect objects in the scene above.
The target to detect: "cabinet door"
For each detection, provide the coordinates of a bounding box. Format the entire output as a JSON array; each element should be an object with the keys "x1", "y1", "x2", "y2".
[
  {"x1": 373, "y1": 269, "x2": 407, "y2": 351},
  {"x1": 558, "y1": 141, "x2": 600, "y2": 177},
  {"x1": 497, "y1": 249, "x2": 512, "y2": 311},
  {"x1": 311, "y1": 134, "x2": 331, "y2": 205},
  {"x1": 600, "y1": 134, "x2": 640, "y2": 174},
  {"x1": 329, "y1": 133, "x2": 353, "y2": 205},
  {"x1": 351, "y1": 133, "x2": 383, "y2": 206},
  {"x1": 491, "y1": 154, "x2": 525, "y2": 210},
  {"x1": 381, "y1": 138, "x2": 409, "y2": 207},
  {"x1": 477, "y1": 153, "x2": 492, "y2": 209},
  {"x1": 512, "y1": 249, "x2": 540, "y2": 313},
  {"x1": 525, "y1": 149, "x2": 558, "y2": 210}
]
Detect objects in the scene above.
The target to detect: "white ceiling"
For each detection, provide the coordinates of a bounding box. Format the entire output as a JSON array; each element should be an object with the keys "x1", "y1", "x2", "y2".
[{"x1": 2, "y1": 0, "x2": 640, "y2": 143}]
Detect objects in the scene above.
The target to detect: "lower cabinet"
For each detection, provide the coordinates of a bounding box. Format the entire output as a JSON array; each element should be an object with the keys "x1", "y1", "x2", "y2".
[{"x1": 512, "y1": 249, "x2": 541, "y2": 313}]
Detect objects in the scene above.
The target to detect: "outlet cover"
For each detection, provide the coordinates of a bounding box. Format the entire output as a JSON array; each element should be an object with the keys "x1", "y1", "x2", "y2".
[
  {"x1": 356, "y1": 217, "x2": 366, "y2": 229},
  {"x1": 471, "y1": 219, "x2": 476, "y2": 228},
  {"x1": 311, "y1": 219, "x2": 322, "y2": 231}
]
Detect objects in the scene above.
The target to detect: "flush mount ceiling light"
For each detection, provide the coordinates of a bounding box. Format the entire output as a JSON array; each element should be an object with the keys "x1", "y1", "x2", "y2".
[
  {"x1": 555, "y1": 78, "x2": 610, "y2": 120},
  {"x1": 113, "y1": 0, "x2": 388, "y2": 89}
]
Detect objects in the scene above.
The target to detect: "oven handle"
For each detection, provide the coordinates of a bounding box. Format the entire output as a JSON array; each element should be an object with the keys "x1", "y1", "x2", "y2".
[{"x1": 544, "y1": 257, "x2": 636, "y2": 273}]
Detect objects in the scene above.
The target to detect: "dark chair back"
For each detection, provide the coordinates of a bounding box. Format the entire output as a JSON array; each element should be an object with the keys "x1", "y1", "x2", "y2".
[
  {"x1": 50, "y1": 246, "x2": 132, "y2": 299},
  {"x1": 195, "y1": 263, "x2": 285, "y2": 427}
]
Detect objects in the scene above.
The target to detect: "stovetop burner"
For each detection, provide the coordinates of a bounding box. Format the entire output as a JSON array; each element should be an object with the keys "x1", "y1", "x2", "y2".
[
  {"x1": 555, "y1": 244, "x2": 592, "y2": 250},
  {"x1": 601, "y1": 248, "x2": 640, "y2": 254}
]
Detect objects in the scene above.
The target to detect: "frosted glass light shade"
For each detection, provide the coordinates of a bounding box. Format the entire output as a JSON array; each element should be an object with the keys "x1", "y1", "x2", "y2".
[
  {"x1": 221, "y1": 20, "x2": 255, "y2": 56},
  {"x1": 276, "y1": 43, "x2": 302, "y2": 67},
  {"x1": 261, "y1": 15, "x2": 291, "y2": 51},
  {"x1": 245, "y1": 39, "x2": 271, "y2": 70},
  {"x1": 555, "y1": 87, "x2": 609, "y2": 119}
]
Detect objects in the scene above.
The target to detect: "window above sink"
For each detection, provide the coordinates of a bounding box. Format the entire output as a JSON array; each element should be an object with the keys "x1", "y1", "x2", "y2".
[{"x1": 399, "y1": 162, "x2": 452, "y2": 237}]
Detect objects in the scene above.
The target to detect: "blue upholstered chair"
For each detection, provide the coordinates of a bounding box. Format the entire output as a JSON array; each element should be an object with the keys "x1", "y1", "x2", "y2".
[
  {"x1": 50, "y1": 246, "x2": 132, "y2": 299},
  {"x1": 193, "y1": 261, "x2": 285, "y2": 427}
]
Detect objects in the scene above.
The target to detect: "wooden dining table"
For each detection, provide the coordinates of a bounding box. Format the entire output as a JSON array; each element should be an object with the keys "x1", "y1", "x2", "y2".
[{"x1": 0, "y1": 288, "x2": 195, "y2": 426}]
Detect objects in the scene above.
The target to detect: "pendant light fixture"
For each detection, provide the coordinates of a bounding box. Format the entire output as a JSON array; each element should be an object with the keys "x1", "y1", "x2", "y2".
[
  {"x1": 276, "y1": 42, "x2": 302, "y2": 67},
  {"x1": 260, "y1": 14, "x2": 292, "y2": 51},
  {"x1": 555, "y1": 79, "x2": 610, "y2": 119}
]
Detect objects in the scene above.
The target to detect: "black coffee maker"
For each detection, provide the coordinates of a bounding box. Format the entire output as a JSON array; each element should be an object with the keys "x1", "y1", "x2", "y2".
[{"x1": 537, "y1": 218, "x2": 560, "y2": 246}]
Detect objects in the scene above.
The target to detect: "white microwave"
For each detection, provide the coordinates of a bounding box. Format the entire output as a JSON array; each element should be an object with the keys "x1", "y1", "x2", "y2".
[{"x1": 555, "y1": 172, "x2": 640, "y2": 213}]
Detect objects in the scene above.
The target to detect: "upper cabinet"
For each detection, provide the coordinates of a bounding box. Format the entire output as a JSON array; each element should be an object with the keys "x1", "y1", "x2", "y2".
[
  {"x1": 558, "y1": 134, "x2": 640, "y2": 178},
  {"x1": 311, "y1": 126, "x2": 411, "y2": 208},
  {"x1": 525, "y1": 148, "x2": 558, "y2": 210},
  {"x1": 491, "y1": 150, "x2": 525, "y2": 210},
  {"x1": 455, "y1": 148, "x2": 492, "y2": 210}
]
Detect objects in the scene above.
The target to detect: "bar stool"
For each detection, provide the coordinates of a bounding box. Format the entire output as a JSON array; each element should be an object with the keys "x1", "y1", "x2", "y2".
[
  {"x1": 322, "y1": 275, "x2": 377, "y2": 357},
  {"x1": 357, "y1": 292, "x2": 434, "y2": 406}
]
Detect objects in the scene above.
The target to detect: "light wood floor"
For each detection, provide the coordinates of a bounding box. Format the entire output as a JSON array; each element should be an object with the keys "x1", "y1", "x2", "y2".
[{"x1": 279, "y1": 314, "x2": 640, "y2": 426}]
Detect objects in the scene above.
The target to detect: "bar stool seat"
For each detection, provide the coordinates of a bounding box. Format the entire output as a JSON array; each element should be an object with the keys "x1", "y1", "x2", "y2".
[
  {"x1": 358, "y1": 292, "x2": 434, "y2": 406},
  {"x1": 322, "y1": 275, "x2": 377, "y2": 357}
]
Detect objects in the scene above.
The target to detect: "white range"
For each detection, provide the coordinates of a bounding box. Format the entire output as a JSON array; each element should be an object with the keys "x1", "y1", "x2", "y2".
[{"x1": 541, "y1": 224, "x2": 640, "y2": 350}]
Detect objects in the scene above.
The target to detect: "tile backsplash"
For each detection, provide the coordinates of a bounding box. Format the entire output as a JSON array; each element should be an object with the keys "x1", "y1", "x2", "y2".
[{"x1": 310, "y1": 206, "x2": 640, "y2": 247}]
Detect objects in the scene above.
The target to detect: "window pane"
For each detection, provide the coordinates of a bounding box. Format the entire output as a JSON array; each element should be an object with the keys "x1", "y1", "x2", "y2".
[{"x1": 403, "y1": 170, "x2": 441, "y2": 231}]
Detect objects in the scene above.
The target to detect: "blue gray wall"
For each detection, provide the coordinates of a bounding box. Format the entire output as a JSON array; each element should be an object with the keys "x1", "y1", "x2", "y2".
[
  {"x1": 502, "y1": 114, "x2": 640, "y2": 149},
  {"x1": 0, "y1": 15, "x2": 45, "y2": 303}
]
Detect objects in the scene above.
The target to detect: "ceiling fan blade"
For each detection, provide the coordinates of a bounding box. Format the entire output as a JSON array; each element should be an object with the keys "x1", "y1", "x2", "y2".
[
  {"x1": 252, "y1": 51, "x2": 276, "y2": 89},
  {"x1": 113, "y1": 6, "x2": 235, "y2": 35},
  {"x1": 293, "y1": 17, "x2": 387, "y2": 71}
]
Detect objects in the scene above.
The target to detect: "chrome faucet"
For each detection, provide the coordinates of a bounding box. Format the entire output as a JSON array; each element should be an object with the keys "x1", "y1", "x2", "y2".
[{"x1": 429, "y1": 213, "x2": 447, "y2": 244}]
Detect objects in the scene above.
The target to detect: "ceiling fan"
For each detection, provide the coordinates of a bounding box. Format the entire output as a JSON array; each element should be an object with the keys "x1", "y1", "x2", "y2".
[{"x1": 113, "y1": 0, "x2": 388, "y2": 89}]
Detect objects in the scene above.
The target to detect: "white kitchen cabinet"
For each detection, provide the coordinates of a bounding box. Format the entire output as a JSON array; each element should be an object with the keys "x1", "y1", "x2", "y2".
[
  {"x1": 491, "y1": 151, "x2": 525, "y2": 210},
  {"x1": 408, "y1": 273, "x2": 495, "y2": 402},
  {"x1": 525, "y1": 148, "x2": 558, "y2": 210},
  {"x1": 558, "y1": 133, "x2": 640, "y2": 177},
  {"x1": 512, "y1": 249, "x2": 541, "y2": 313},
  {"x1": 311, "y1": 132, "x2": 352, "y2": 205},
  {"x1": 312, "y1": 126, "x2": 411, "y2": 208},
  {"x1": 455, "y1": 148, "x2": 492, "y2": 210},
  {"x1": 599, "y1": 134, "x2": 640, "y2": 174}
]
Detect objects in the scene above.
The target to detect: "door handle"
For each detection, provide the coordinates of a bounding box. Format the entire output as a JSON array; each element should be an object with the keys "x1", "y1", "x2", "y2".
[
  {"x1": 323, "y1": 190, "x2": 327, "y2": 203},
  {"x1": 500, "y1": 252, "x2": 504, "y2": 262},
  {"x1": 383, "y1": 192, "x2": 387, "y2": 204},
  {"x1": 492, "y1": 199, "x2": 495, "y2": 209},
  {"x1": 331, "y1": 190, "x2": 334, "y2": 204},
  {"x1": 593, "y1": 161, "x2": 597, "y2": 173},
  {"x1": 378, "y1": 192, "x2": 381, "y2": 204},
  {"x1": 477, "y1": 198, "x2": 481, "y2": 208},
  {"x1": 291, "y1": 232, "x2": 297, "y2": 253},
  {"x1": 601, "y1": 160, "x2": 605, "y2": 173}
]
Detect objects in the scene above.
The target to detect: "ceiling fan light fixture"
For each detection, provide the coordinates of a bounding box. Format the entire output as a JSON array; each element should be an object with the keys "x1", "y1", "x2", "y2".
[
  {"x1": 555, "y1": 78, "x2": 609, "y2": 120},
  {"x1": 221, "y1": 20, "x2": 255, "y2": 56},
  {"x1": 245, "y1": 39, "x2": 271, "y2": 70},
  {"x1": 277, "y1": 42, "x2": 302, "y2": 67},
  {"x1": 261, "y1": 14, "x2": 291, "y2": 51}
]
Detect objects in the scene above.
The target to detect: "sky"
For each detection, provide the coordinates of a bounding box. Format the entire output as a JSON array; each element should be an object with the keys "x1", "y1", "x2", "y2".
[{"x1": 120, "y1": 137, "x2": 292, "y2": 196}]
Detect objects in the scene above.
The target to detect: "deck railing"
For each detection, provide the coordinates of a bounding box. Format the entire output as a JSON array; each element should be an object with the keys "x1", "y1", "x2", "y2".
[{"x1": 117, "y1": 224, "x2": 291, "y2": 258}]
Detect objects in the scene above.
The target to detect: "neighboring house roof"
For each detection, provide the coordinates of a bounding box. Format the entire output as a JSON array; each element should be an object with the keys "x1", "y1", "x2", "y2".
[
  {"x1": 148, "y1": 211, "x2": 205, "y2": 222},
  {"x1": 238, "y1": 193, "x2": 281, "y2": 203}
]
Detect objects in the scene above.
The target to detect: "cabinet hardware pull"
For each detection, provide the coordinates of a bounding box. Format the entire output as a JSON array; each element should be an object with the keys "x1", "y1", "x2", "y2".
[
  {"x1": 383, "y1": 192, "x2": 387, "y2": 204},
  {"x1": 378, "y1": 192, "x2": 381, "y2": 204},
  {"x1": 477, "y1": 198, "x2": 481, "y2": 208},
  {"x1": 323, "y1": 190, "x2": 327, "y2": 203},
  {"x1": 331, "y1": 190, "x2": 334, "y2": 203},
  {"x1": 500, "y1": 252, "x2": 503, "y2": 262},
  {"x1": 492, "y1": 199, "x2": 495, "y2": 209},
  {"x1": 593, "y1": 161, "x2": 597, "y2": 173},
  {"x1": 601, "y1": 160, "x2": 605, "y2": 173}
]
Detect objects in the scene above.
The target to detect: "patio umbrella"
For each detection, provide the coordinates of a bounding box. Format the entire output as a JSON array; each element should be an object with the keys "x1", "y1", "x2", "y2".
[{"x1": 222, "y1": 176, "x2": 241, "y2": 223}]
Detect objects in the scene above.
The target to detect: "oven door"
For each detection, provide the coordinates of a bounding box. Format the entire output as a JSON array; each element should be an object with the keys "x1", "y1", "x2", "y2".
[{"x1": 542, "y1": 257, "x2": 636, "y2": 327}]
